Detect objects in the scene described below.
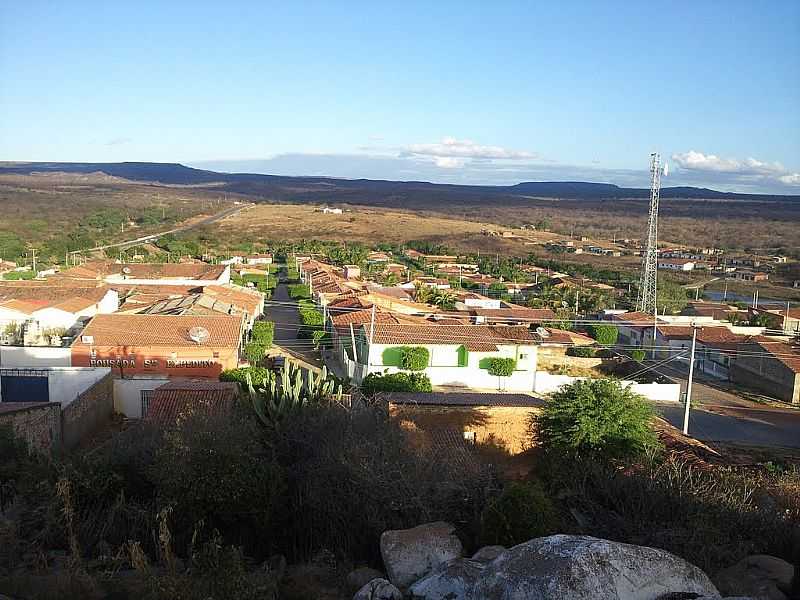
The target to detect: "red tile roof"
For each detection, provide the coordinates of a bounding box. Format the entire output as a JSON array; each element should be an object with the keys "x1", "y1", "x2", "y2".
[
  {"x1": 610, "y1": 311, "x2": 655, "y2": 324},
  {"x1": 362, "y1": 323, "x2": 536, "y2": 351},
  {"x1": 145, "y1": 380, "x2": 238, "y2": 425},
  {"x1": 72, "y1": 313, "x2": 244, "y2": 348},
  {"x1": 58, "y1": 260, "x2": 227, "y2": 281}
]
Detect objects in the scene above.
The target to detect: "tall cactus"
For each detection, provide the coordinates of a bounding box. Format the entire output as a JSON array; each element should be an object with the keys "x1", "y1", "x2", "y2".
[{"x1": 246, "y1": 363, "x2": 342, "y2": 427}]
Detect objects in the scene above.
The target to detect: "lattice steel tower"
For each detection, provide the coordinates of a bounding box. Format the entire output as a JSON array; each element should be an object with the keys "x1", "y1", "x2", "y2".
[{"x1": 636, "y1": 152, "x2": 662, "y2": 314}]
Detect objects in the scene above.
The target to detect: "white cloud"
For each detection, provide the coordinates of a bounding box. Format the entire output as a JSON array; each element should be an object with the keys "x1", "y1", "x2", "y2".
[
  {"x1": 671, "y1": 150, "x2": 799, "y2": 187},
  {"x1": 402, "y1": 137, "x2": 536, "y2": 165}
]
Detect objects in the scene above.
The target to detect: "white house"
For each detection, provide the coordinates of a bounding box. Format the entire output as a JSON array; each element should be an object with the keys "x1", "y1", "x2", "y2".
[
  {"x1": 351, "y1": 323, "x2": 539, "y2": 392},
  {"x1": 244, "y1": 254, "x2": 273, "y2": 265},
  {"x1": 657, "y1": 259, "x2": 695, "y2": 271},
  {"x1": 322, "y1": 207, "x2": 343, "y2": 215}
]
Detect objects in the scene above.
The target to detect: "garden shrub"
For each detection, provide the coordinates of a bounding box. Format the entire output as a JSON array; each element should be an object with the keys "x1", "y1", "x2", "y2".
[
  {"x1": 398, "y1": 346, "x2": 429, "y2": 371},
  {"x1": 487, "y1": 357, "x2": 516, "y2": 377},
  {"x1": 244, "y1": 342, "x2": 267, "y2": 365},
  {"x1": 288, "y1": 284, "x2": 310, "y2": 300},
  {"x1": 631, "y1": 349, "x2": 646, "y2": 362},
  {"x1": 586, "y1": 323, "x2": 619, "y2": 345},
  {"x1": 251, "y1": 321, "x2": 274, "y2": 347},
  {"x1": 567, "y1": 346, "x2": 597, "y2": 358},
  {"x1": 220, "y1": 366, "x2": 270, "y2": 388},
  {"x1": 537, "y1": 379, "x2": 661, "y2": 461},
  {"x1": 480, "y1": 480, "x2": 559, "y2": 546},
  {"x1": 360, "y1": 372, "x2": 432, "y2": 395},
  {"x1": 299, "y1": 308, "x2": 323, "y2": 327},
  {"x1": 311, "y1": 329, "x2": 329, "y2": 348}
]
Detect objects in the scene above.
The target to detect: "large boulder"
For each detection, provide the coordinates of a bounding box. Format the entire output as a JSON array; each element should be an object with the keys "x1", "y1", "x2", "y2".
[
  {"x1": 471, "y1": 546, "x2": 506, "y2": 562},
  {"x1": 470, "y1": 535, "x2": 718, "y2": 600},
  {"x1": 380, "y1": 521, "x2": 463, "y2": 590},
  {"x1": 353, "y1": 578, "x2": 403, "y2": 600},
  {"x1": 714, "y1": 555, "x2": 796, "y2": 600},
  {"x1": 409, "y1": 558, "x2": 487, "y2": 600},
  {"x1": 347, "y1": 567, "x2": 386, "y2": 593}
]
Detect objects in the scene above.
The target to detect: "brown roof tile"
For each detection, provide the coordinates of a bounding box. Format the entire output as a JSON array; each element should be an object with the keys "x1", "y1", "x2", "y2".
[
  {"x1": 72, "y1": 313, "x2": 244, "y2": 348},
  {"x1": 145, "y1": 380, "x2": 238, "y2": 425},
  {"x1": 362, "y1": 323, "x2": 535, "y2": 350}
]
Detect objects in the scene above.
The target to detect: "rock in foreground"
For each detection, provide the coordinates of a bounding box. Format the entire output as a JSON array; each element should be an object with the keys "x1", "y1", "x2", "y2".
[
  {"x1": 380, "y1": 521, "x2": 463, "y2": 590},
  {"x1": 411, "y1": 534, "x2": 719, "y2": 600}
]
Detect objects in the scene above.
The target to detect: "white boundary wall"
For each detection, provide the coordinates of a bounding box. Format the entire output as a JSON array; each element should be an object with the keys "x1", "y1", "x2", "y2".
[
  {"x1": 0, "y1": 346, "x2": 72, "y2": 367},
  {"x1": 113, "y1": 376, "x2": 171, "y2": 418},
  {"x1": 533, "y1": 372, "x2": 680, "y2": 402},
  {"x1": 0, "y1": 366, "x2": 110, "y2": 406}
]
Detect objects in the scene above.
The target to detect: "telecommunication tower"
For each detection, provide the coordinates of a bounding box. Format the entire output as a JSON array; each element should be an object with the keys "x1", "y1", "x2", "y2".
[{"x1": 636, "y1": 152, "x2": 663, "y2": 314}]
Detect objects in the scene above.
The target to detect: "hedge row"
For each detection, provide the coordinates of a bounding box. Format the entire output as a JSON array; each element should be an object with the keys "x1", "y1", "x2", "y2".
[{"x1": 360, "y1": 371, "x2": 433, "y2": 396}]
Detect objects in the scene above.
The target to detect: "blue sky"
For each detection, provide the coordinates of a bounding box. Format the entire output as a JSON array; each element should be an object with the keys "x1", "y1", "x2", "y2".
[{"x1": 1, "y1": 0, "x2": 798, "y2": 193}]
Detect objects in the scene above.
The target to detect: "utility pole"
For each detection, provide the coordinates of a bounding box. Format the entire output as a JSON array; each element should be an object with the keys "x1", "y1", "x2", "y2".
[
  {"x1": 368, "y1": 304, "x2": 376, "y2": 367},
  {"x1": 683, "y1": 325, "x2": 698, "y2": 435},
  {"x1": 30, "y1": 249, "x2": 37, "y2": 275}
]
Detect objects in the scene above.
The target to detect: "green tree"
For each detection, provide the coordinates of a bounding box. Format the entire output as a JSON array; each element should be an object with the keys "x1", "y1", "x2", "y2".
[
  {"x1": 656, "y1": 280, "x2": 690, "y2": 314},
  {"x1": 480, "y1": 481, "x2": 559, "y2": 547},
  {"x1": 537, "y1": 379, "x2": 661, "y2": 461},
  {"x1": 586, "y1": 323, "x2": 619, "y2": 345}
]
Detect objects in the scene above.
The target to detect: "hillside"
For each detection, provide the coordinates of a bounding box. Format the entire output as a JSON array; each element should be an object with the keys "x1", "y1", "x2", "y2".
[{"x1": 2, "y1": 161, "x2": 798, "y2": 202}]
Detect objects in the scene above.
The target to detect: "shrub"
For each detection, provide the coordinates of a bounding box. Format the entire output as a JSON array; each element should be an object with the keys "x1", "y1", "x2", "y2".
[
  {"x1": 538, "y1": 379, "x2": 661, "y2": 461},
  {"x1": 270, "y1": 405, "x2": 494, "y2": 561},
  {"x1": 360, "y1": 371, "x2": 432, "y2": 396},
  {"x1": 631, "y1": 349, "x2": 646, "y2": 362},
  {"x1": 299, "y1": 308, "x2": 324, "y2": 327},
  {"x1": 586, "y1": 323, "x2": 619, "y2": 345},
  {"x1": 487, "y1": 357, "x2": 516, "y2": 377},
  {"x1": 251, "y1": 321, "x2": 274, "y2": 347},
  {"x1": 398, "y1": 346, "x2": 429, "y2": 371},
  {"x1": 150, "y1": 413, "x2": 285, "y2": 552},
  {"x1": 221, "y1": 366, "x2": 270, "y2": 388},
  {"x1": 288, "y1": 284, "x2": 310, "y2": 300},
  {"x1": 312, "y1": 329, "x2": 329, "y2": 348},
  {"x1": 244, "y1": 342, "x2": 267, "y2": 365},
  {"x1": 480, "y1": 481, "x2": 559, "y2": 546},
  {"x1": 567, "y1": 346, "x2": 597, "y2": 358}
]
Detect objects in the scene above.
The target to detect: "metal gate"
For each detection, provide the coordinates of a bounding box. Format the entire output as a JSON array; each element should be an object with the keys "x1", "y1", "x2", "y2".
[{"x1": 0, "y1": 370, "x2": 49, "y2": 403}]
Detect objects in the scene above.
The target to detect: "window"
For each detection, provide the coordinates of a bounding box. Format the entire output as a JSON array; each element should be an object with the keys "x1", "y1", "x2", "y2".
[
  {"x1": 463, "y1": 431, "x2": 476, "y2": 444},
  {"x1": 519, "y1": 353, "x2": 528, "y2": 360},
  {"x1": 140, "y1": 389, "x2": 154, "y2": 417}
]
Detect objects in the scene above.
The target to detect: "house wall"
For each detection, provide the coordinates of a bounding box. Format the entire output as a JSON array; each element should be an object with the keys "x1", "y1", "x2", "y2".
[
  {"x1": 113, "y1": 376, "x2": 172, "y2": 417},
  {"x1": 0, "y1": 366, "x2": 110, "y2": 406},
  {"x1": 389, "y1": 403, "x2": 541, "y2": 455},
  {"x1": 0, "y1": 306, "x2": 30, "y2": 330},
  {"x1": 0, "y1": 403, "x2": 62, "y2": 453},
  {"x1": 365, "y1": 342, "x2": 538, "y2": 392},
  {"x1": 733, "y1": 347, "x2": 800, "y2": 404},
  {"x1": 71, "y1": 344, "x2": 240, "y2": 378},
  {"x1": 0, "y1": 346, "x2": 72, "y2": 368}
]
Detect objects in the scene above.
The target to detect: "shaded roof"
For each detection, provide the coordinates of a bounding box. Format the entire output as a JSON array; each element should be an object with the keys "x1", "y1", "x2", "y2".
[
  {"x1": 469, "y1": 307, "x2": 557, "y2": 321},
  {"x1": 145, "y1": 380, "x2": 238, "y2": 425},
  {"x1": 72, "y1": 313, "x2": 244, "y2": 347},
  {"x1": 362, "y1": 323, "x2": 536, "y2": 351},
  {"x1": 0, "y1": 284, "x2": 110, "y2": 304},
  {"x1": 58, "y1": 260, "x2": 227, "y2": 281},
  {"x1": 387, "y1": 392, "x2": 544, "y2": 407},
  {"x1": 745, "y1": 339, "x2": 800, "y2": 374},
  {"x1": 330, "y1": 308, "x2": 400, "y2": 327},
  {"x1": 539, "y1": 328, "x2": 595, "y2": 345},
  {"x1": 609, "y1": 311, "x2": 656, "y2": 324}
]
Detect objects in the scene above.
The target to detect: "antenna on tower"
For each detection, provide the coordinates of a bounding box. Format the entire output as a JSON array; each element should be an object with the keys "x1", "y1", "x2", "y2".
[{"x1": 636, "y1": 152, "x2": 662, "y2": 315}]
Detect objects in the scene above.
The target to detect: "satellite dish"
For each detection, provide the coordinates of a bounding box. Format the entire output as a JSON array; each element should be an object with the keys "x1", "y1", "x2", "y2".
[
  {"x1": 121, "y1": 266, "x2": 132, "y2": 274},
  {"x1": 188, "y1": 326, "x2": 210, "y2": 344},
  {"x1": 535, "y1": 327, "x2": 550, "y2": 338},
  {"x1": 663, "y1": 162, "x2": 669, "y2": 177}
]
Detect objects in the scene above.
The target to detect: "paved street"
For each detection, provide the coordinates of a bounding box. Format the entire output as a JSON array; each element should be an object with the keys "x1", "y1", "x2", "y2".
[
  {"x1": 657, "y1": 402, "x2": 800, "y2": 448},
  {"x1": 264, "y1": 281, "x2": 321, "y2": 367}
]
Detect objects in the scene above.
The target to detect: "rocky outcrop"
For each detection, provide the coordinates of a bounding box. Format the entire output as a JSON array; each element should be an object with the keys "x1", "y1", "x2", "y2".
[
  {"x1": 470, "y1": 545, "x2": 505, "y2": 562},
  {"x1": 347, "y1": 567, "x2": 385, "y2": 593},
  {"x1": 408, "y1": 558, "x2": 486, "y2": 600},
  {"x1": 408, "y1": 534, "x2": 719, "y2": 600},
  {"x1": 380, "y1": 521, "x2": 463, "y2": 590},
  {"x1": 714, "y1": 555, "x2": 796, "y2": 600},
  {"x1": 353, "y1": 578, "x2": 403, "y2": 600}
]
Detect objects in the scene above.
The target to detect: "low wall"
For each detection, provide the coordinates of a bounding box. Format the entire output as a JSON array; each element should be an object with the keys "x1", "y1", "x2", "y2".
[
  {"x1": 370, "y1": 365, "x2": 535, "y2": 392},
  {"x1": 48, "y1": 368, "x2": 111, "y2": 407},
  {"x1": 62, "y1": 372, "x2": 113, "y2": 449},
  {"x1": 533, "y1": 372, "x2": 681, "y2": 402},
  {"x1": 0, "y1": 403, "x2": 62, "y2": 453},
  {"x1": 0, "y1": 346, "x2": 72, "y2": 368}
]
